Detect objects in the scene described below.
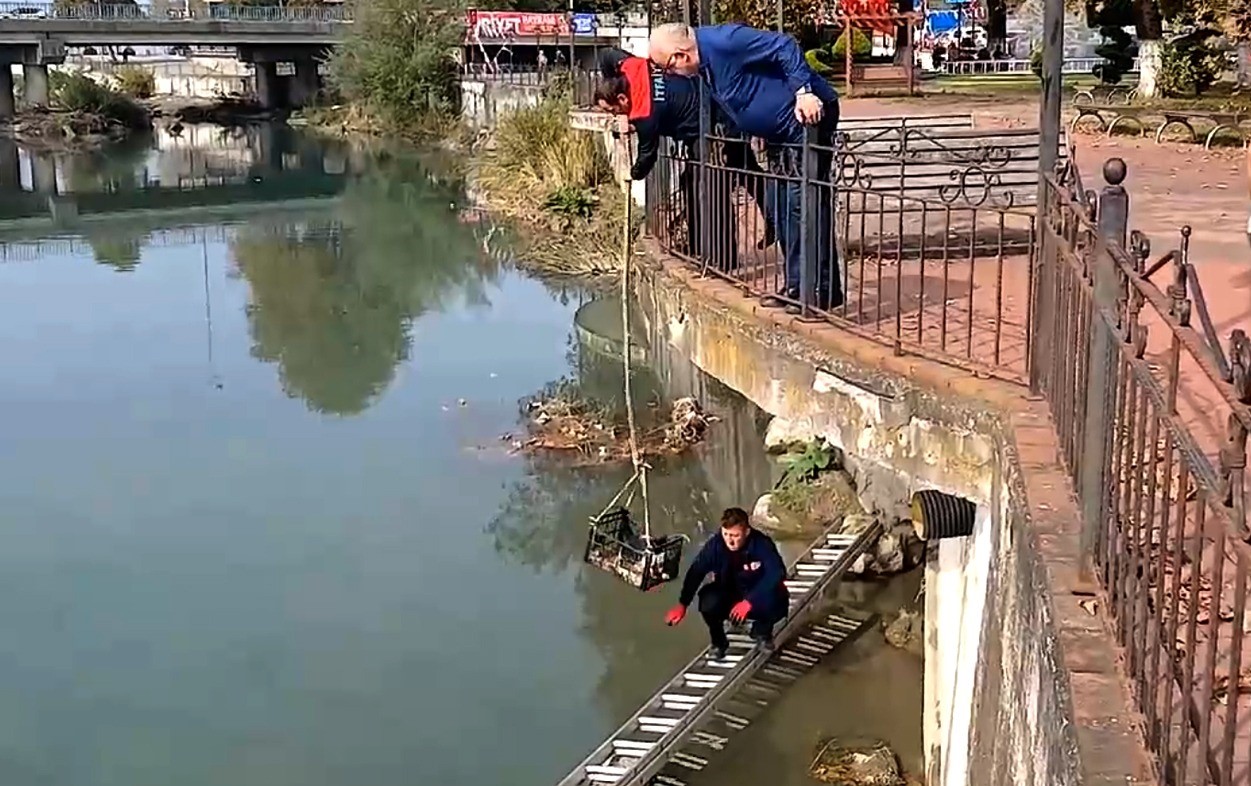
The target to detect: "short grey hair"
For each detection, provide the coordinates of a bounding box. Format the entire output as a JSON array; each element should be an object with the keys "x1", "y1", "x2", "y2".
[{"x1": 649, "y1": 22, "x2": 696, "y2": 57}]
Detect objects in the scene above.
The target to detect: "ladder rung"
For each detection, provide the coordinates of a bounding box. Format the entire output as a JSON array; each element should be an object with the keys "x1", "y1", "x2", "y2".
[
  {"x1": 612, "y1": 740, "x2": 654, "y2": 751},
  {"x1": 692, "y1": 730, "x2": 728, "y2": 747},
  {"x1": 638, "y1": 715, "x2": 681, "y2": 727}
]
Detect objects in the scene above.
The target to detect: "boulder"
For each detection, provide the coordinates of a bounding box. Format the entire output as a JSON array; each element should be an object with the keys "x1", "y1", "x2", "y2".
[
  {"x1": 883, "y1": 609, "x2": 924, "y2": 657},
  {"x1": 751, "y1": 492, "x2": 783, "y2": 533},
  {"x1": 763, "y1": 470, "x2": 866, "y2": 539},
  {"x1": 843, "y1": 515, "x2": 922, "y2": 577},
  {"x1": 764, "y1": 416, "x2": 820, "y2": 454},
  {"x1": 808, "y1": 737, "x2": 904, "y2": 786}
]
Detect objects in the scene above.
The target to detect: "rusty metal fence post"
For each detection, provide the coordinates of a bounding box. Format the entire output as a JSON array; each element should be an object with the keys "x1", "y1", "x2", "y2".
[{"x1": 1078, "y1": 158, "x2": 1129, "y2": 589}]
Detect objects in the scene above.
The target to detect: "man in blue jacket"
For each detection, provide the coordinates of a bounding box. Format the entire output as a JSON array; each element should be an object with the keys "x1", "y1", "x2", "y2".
[
  {"x1": 664, "y1": 506, "x2": 788, "y2": 657},
  {"x1": 649, "y1": 22, "x2": 842, "y2": 313}
]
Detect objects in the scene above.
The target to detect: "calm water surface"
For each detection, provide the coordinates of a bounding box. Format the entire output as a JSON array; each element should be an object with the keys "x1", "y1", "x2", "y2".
[{"x1": 0, "y1": 125, "x2": 920, "y2": 786}]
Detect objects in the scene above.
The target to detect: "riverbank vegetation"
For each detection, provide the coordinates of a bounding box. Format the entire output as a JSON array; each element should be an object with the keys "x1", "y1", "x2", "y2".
[
  {"x1": 9, "y1": 71, "x2": 151, "y2": 150},
  {"x1": 475, "y1": 93, "x2": 635, "y2": 276}
]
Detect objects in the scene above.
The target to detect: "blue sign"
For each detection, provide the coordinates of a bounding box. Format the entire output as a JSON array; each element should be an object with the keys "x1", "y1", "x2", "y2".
[{"x1": 572, "y1": 12, "x2": 597, "y2": 34}]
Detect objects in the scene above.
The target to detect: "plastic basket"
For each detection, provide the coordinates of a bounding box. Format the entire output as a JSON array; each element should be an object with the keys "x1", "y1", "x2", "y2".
[{"x1": 584, "y1": 506, "x2": 685, "y2": 592}]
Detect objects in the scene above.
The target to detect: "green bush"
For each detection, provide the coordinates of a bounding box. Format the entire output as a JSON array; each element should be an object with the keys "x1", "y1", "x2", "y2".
[
  {"x1": 113, "y1": 66, "x2": 155, "y2": 99},
  {"x1": 1158, "y1": 35, "x2": 1224, "y2": 97},
  {"x1": 326, "y1": 0, "x2": 463, "y2": 129},
  {"x1": 49, "y1": 71, "x2": 150, "y2": 129},
  {"x1": 831, "y1": 28, "x2": 872, "y2": 61}
]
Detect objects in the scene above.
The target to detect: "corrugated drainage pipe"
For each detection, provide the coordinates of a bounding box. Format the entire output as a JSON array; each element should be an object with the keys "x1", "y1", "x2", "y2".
[{"x1": 910, "y1": 490, "x2": 976, "y2": 540}]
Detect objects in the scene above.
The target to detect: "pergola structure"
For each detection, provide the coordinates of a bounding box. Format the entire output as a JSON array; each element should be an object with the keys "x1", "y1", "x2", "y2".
[{"x1": 827, "y1": 0, "x2": 924, "y2": 95}]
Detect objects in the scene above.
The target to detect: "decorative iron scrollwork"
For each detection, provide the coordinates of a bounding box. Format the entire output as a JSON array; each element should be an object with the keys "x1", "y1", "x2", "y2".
[{"x1": 936, "y1": 165, "x2": 1017, "y2": 209}]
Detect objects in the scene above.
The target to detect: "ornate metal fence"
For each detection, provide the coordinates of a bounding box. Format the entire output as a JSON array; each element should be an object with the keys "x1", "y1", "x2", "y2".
[
  {"x1": 1036, "y1": 156, "x2": 1251, "y2": 786},
  {"x1": 645, "y1": 126, "x2": 1036, "y2": 382}
]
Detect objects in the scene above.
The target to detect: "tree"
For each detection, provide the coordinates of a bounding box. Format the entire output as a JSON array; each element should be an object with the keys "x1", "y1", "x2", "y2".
[
  {"x1": 327, "y1": 0, "x2": 465, "y2": 127},
  {"x1": 712, "y1": 0, "x2": 826, "y2": 45},
  {"x1": 231, "y1": 150, "x2": 501, "y2": 415}
]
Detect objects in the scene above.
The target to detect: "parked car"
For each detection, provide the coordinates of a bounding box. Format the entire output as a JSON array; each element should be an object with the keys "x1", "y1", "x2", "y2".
[{"x1": 1, "y1": 6, "x2": 50, "y2": 19}]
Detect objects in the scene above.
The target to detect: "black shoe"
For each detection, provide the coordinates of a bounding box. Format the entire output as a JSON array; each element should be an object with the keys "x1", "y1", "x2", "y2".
[
  {"x1": 762, "y1": 290, "x2": 797, "y2": 309},
  {"x1": 751, "y1": 633, "x2": 775, "y2": 652},
  {"x1": 710, "y1": 644, "x2": 729, "y2": 661}
]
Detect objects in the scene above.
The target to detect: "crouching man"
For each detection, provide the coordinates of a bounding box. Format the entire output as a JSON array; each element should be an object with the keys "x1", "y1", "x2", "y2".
[{"x1": 664, "y1": 506, "x2": 788, "y2": 657}]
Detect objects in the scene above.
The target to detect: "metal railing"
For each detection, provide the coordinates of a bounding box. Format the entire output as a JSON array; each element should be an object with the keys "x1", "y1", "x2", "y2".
[
  {"x1": 1035, "y1": 156, "x2": 1251, "y2": 785},
  {"x1": 0, "y1": 2, "x2": 351, "y2": 22},
  {"x1": 940, "y1": 56, "x2": 1140, "y2": 76},
  {"x1": 645, "y1": 125, "x2": 1036, "y2": 382}
]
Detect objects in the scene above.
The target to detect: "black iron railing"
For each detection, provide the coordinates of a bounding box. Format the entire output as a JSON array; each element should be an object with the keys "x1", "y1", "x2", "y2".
[
  {"x1": 645, "y1": 125, "x2": 1037, "y2": 382},
  {"x1": 1036, "y1": 156, "x2": 1251, "y2": 786}
]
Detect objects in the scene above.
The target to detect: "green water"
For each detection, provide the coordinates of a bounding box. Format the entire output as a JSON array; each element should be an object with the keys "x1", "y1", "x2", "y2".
[{"x1": 0, "y1": 125, "x2": 921, "y2": 786}]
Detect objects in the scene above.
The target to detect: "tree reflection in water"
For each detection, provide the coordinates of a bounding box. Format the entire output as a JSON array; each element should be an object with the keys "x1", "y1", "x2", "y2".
[{"x1": 231, "y1": 151, "x2": 502, "y2": 415}]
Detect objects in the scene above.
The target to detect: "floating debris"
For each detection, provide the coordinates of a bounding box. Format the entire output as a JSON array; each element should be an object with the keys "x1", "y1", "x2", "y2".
[
  {"x1": 507, "y1": 386, "x2": 715, "y2": 465},
  {"x1": 808, "y1": 737, "x2": 905, "y2": 786}
]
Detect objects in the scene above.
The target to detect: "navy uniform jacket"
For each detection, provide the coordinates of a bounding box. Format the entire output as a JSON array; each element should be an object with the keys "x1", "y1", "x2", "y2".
[
  {"x1": 677, "y1": 528, "x2": 789, "y2": 619},
  {"x1": 599, "y1": 47, "x2": 700, "y2": 180},
  {"x1": 693, "y1": 23, "x2": 839, "y2": 144}
]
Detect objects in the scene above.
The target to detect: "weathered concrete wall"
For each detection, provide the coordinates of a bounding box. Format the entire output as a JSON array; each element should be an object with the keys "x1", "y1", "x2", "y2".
[
  {"x1": 633, "y1": 249, "x2": 1155, "y2": 785},
  {"x1": 459, "y1": 79, "x2": 544, "y2": 131},
  {"x1": 570, "y1": 109, "x2": 646, "y2": 207}
]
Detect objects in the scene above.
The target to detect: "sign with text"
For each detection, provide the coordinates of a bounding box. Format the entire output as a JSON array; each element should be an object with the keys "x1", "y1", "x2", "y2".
[
  {"x1": 571, "y1": 12, "x2": 598, "y2": 34},
  {"x1": 466, "y1": 11, "x2": 571, "y2": 41}
]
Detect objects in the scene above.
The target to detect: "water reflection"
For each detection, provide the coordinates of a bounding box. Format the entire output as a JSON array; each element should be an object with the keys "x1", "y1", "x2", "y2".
[{"x1": 230, "y1": 155, "x2": 501, "y2": 415}]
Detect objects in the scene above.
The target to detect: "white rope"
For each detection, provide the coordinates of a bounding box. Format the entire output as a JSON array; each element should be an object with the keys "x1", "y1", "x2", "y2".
[{"x1": 618, "y1": 136, "x2": 652, "y2": 543}]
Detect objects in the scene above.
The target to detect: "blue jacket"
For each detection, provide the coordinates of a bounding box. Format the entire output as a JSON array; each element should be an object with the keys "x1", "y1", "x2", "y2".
[
  {"x1": 694, "y1": 23, "x2": 839, "y2": 144},
  {"x1": 678, "y1": 528, "x2": 789, "y2": 618}
]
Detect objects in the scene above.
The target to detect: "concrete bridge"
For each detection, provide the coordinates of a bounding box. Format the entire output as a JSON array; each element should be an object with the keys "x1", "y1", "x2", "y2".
[{"x1": 0, "y1": 2, "x2": 351, "y2": 114}]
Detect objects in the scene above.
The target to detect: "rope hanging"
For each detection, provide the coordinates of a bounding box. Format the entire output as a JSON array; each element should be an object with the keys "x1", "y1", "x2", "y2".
[{"x1": 592, "y1": 135, "x2": 651, "y2": 540}]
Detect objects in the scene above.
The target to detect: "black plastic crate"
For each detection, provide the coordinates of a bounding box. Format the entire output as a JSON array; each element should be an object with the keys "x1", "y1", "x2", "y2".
[{"x1": 584, "y1": 507, "x2": 684, "y2": 591}]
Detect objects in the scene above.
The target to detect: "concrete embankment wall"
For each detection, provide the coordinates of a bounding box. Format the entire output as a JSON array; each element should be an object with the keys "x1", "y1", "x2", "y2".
[
  {"x1": 459, "y1": 79, "x2": 545, "y2": 131},
  {"x1": 632, "y1": 248, "x2": 1155, "y2": 785}
]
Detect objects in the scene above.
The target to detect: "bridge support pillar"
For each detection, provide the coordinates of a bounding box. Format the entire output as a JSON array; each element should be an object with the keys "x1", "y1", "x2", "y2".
[
  {"x1": 255, "y1": 61, "x2": 280, "y2": 110},
  {"x1": 0, "y1": 138, "x2": 19, "y2": 188},
  {"x1": 22, "y1": 64, "x2": 48, "y2": 108},
  {"x1": 290, "y1": 58, "x2": 320, "y2": 108},
  {"x1": 31, "y1": 151, "x2": 56, "y2": 195},
  {"x1": 0, "y1": 66, "x2": 14, "y2": 120}
]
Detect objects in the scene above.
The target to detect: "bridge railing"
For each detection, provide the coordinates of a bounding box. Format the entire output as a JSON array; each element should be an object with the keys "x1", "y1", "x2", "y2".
[{"x1": 0, "y1": 2, "x2": 352, "y2": 22}]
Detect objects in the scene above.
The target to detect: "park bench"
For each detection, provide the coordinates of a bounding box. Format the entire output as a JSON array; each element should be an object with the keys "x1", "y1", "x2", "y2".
[
  {"x1": 835, "y1": 125, "x2": 1067, "y2": 210},
  {"x1": 839, "y1": 112, "x2": 975, "y2": 139},
  {"x1": 844, "y1": 63, "x2": 918, "y2": 95},
  {"x1": 1069, "y1": 99, "x2": 1250, "y2": 149},
  {"x1": 1072, "y1": 84, "x2": 1138, "y2": 106}
]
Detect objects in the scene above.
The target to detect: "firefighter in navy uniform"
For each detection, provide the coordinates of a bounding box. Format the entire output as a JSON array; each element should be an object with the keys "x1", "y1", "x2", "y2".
[
  {"x1": 664, "y1": 507, "x2": 788, "y2": 657},
  {"x1": 593, "y1": 47, "x2": 774, "y2": 271}
]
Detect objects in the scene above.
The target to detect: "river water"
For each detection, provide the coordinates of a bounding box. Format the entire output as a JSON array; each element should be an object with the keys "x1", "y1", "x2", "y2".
[{"x1": 0, "y1": 124, "x2": 921, "y2": 786}]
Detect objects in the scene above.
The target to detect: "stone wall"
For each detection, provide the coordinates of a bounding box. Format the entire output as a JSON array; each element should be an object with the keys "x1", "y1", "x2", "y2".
[
  {"x1": 459, "y1": 78, "x2": 545, "y2": 131},
  {"x1": 633, "y1": 248, "x2": 1155, "y2": 785}
]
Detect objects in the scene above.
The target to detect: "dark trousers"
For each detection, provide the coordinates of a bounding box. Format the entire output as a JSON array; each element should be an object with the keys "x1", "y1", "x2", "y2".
[
  {"x1": 764, "y1": 107, "x2": 842, "y2": 309},
  {"x1": 697, "y1": 582, "x2": 783, "y2": 651},
  {"x1": 680, "y1": 137, "x2": 771, "y2": 273}
]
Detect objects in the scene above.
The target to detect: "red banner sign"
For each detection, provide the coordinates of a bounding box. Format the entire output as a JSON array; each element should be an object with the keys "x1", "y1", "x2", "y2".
[{"x1": 465, "y1": 11, "x2": 571, "y2": 41}]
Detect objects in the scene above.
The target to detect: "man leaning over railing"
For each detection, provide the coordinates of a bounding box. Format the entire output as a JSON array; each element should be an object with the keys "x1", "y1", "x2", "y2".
[
  {"x1": 649, "y1": 21, "x2": 841, "y2": 312},
  {"x1": 595, "y1": 46, "x2": 774, "y2": 270}
]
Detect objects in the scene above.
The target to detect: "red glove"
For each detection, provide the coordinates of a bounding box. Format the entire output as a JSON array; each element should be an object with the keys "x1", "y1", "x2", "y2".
[
  {"x1": 729, "y1": 600, "x2": 752, "y2": 623},
  {"x1": 664, "y1": 604, "x2": 687, "y2": 626}
]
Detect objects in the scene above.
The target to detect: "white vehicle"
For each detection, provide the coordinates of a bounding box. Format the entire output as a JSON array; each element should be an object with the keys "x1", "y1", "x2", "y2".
[{"x1": 2, "y1": 6, "x2": 50, "y2": 19}]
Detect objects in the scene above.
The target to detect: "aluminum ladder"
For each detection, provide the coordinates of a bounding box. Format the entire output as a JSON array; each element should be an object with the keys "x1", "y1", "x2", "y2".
[{"x1": 555, "y1": 518, "x2": 885, "y2": 786}]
